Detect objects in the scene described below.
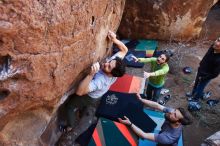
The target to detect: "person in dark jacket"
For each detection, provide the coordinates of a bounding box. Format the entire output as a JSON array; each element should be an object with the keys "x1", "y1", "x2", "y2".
[{"x1": 189, "y1": 37, "x2": 220, "y2": 100}]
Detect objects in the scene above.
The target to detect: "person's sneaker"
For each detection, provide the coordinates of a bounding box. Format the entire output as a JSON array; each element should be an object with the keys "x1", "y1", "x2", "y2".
[
  {"x1": 160, "y1": 88, "x2": 169, "y2": 95},
  {"x1": 164, "y1": 94, "x2": 171, "y2": 101},
  {"x1": 187, "y1": 97, "x2": 199, "y2": 102},
  {"x1": 186, "y1": 92, "x2": 193, "y2": 97},
  {"x1": 158, "y1": 95, "x2": 171, "y2": 105},
  {"x1": 188, "y1": 101, "x2": 201, "y2": 111},
  {"x1": 187, "y1": 97, "x2": 193, "y2": 101},
  {"x1": 158, "y1": 100, "x2": 165, "y2": 105},
  {"x1": 202, "y1": 91, "x2": 211, "y2": 100},
  {"x1": 206, "y1": 99, "x2": 219, "y2": 107}
]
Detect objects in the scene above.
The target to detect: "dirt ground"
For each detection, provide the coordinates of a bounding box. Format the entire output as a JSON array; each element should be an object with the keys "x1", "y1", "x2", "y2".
[{"x1": 57, "y1": 3, "x2": 220, "y2": 146}]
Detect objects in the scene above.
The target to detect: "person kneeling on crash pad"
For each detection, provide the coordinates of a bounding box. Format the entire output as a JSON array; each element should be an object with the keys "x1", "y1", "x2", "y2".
[{"x1": 119, "y1": 94, "x2": 192, "y2": 146}]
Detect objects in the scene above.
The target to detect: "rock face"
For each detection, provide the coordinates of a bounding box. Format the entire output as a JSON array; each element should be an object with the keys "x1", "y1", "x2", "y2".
[
  {"x1": 0, "y1": 0, "x2": 125, "y2": 145},
  {"x1": 118, "y1": 0, "x2": 218, "y2": 41}
]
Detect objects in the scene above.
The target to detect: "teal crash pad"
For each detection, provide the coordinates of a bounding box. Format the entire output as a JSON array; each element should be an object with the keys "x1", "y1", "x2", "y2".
[{"x1": 135, "y1": 40, "x2": 158, "y2": 51}]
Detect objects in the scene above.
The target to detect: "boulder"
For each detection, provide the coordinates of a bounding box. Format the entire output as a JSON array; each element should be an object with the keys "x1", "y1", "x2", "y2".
[{"x1": 118, "y1": 0, "x2": 218, "y2": 41}]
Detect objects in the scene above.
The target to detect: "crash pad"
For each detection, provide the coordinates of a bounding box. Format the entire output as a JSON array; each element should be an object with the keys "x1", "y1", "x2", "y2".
[
  {"x1": 88, "y1": 118, "x2": 138, "y2": 146},
  {"x1": 109, "y1": 74, "x2": 145, "y2": 93}
]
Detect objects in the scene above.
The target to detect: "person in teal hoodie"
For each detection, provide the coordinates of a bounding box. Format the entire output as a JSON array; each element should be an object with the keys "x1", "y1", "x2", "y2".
[{"x1": 132, "y1": 53, "x2": 170, "y2": 102}]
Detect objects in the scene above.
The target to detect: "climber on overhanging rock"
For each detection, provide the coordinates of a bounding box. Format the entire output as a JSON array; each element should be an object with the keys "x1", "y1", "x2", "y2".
[{"x1": 62, "y1": 30, "x2": 128, "y2": 132}]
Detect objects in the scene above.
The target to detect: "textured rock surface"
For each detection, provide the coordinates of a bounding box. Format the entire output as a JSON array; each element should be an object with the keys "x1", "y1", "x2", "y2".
[
  {"x1": 118, "y1": 0, "x2": 219, "y2": 41},
  {"x1": 0, "y1": 0, "x2": 125, "y2": 145}
]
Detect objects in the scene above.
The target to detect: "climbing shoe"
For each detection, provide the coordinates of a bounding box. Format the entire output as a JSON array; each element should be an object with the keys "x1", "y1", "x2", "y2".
[{"x1": 188, "y1": 101, "x2": 201, "y2": 111}]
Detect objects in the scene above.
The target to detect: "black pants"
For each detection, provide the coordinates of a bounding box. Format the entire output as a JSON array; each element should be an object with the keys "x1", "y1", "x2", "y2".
[
  {"x1": 192, "y1": 73, "x2": 211, "y2": 100},
  {"x1": 145, "y1": 84, "x2": 162, "y2": 102},
  {"x1": 66, "y1": 94, "x2": 99, "y2": 128}
]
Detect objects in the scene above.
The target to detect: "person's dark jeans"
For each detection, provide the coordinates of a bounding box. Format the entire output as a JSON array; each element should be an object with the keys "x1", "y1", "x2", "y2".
[
  {"x1": 192, "y1": 73, "x2": 211, "y2": 100},
  {"x1": 145, "y1": 83, "x2": 162, "y2": 102},
  {"x1": 66, "y1": 94, "x2": 99, "y2": 128}
]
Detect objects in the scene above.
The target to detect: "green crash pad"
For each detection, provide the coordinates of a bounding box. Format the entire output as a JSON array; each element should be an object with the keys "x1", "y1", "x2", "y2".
[
  {"x1": 135, "y1": 40, "x2": 158, "y2": 51},
  {"x1": 135, "y1": 40, "x2": 158, "y2": 57}
]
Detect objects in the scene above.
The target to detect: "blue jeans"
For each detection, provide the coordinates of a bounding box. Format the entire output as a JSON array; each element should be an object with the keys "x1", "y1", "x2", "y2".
[
  {"x1": 145, "y1": 83, "x2": 162, "y2": 102},
  {"x1": 192, "y1": 73, "x2": 211, "y2": 100}
]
